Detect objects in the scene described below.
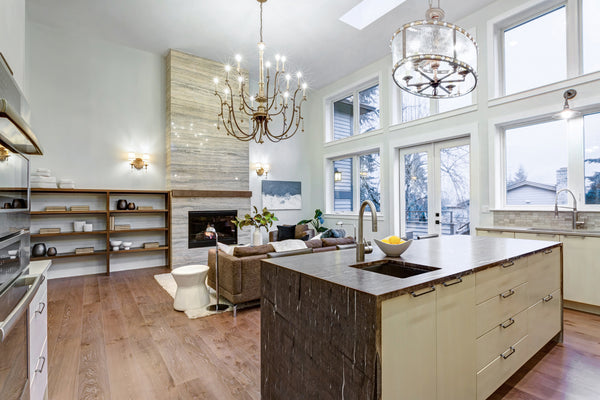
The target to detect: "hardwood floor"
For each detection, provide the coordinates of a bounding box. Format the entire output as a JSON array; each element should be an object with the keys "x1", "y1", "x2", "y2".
[{"x1": 47, "y1": 267, "x2": 600, "y2": 399}]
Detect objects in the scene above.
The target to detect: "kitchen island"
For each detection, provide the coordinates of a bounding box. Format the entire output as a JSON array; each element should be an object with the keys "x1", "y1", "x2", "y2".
[{"x1": 260, "y1": 235, "x2": 562, "y2": 400}]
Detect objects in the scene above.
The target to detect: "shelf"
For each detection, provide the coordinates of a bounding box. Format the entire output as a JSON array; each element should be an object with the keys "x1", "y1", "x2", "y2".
[
  {"x1": 32, "y1": 230, "x2": 108, "y2": 238},
  {"x1": 31, "y1": 250, "x2": 107, "y2": 260},
  {"x1": 109, "y1": 209, "x2": 168, "y2": 214},
  {"x1": 31, "y1": 210, "x2": 107, "y2": 215},
  {"x1": 109, "y1": 246, "x2": 168, "y2": 254},
  {"x1": 109, "y1": 228, "x2": 168, "y2": 234}
]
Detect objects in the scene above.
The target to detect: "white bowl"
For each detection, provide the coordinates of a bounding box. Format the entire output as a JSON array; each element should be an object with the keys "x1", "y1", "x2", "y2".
[
  {"x1": 110, "y1": 240, "x2": 122, "y2": 247},
  {"x1": 374, "y1": 238, "x2": 412, "y2": 257},
  {"x1": 121, "y1": 241, "x2": 133, "y2": 250}
]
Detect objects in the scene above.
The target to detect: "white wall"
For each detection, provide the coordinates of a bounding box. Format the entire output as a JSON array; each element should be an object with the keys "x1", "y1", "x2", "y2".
[
  {"x1": 304, "y1": 0, "x2": 600, "y2": 241},
  {"x1": 26, "y1": 22, "x2": 166, "y2": 190},
  {"x1": 0, "y1": 0, "x2": 26, "y2": 90}
]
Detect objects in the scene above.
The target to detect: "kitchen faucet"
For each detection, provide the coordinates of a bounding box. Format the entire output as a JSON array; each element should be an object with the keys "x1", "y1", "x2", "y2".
[
  {"x1": 357, "y1": 200, "x2": 378, "y2": 262},
  {"x1": 554, "y1": 188, "x2": 584, "y2": 230}
]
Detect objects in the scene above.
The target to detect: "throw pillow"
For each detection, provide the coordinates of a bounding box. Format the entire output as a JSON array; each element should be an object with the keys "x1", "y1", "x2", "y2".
[
  {"x1": 320, "y1": 229, "x2": 333, "y2": 239},
  {"x1": 217, "y1": 242, "x2": 235, "y2": 256},
  {"x1": 330, "y1": 228, "x2": 346, "y2": 238},
  {"x1": 277, "y1": 225, "x2": 296, "y2": 241}
]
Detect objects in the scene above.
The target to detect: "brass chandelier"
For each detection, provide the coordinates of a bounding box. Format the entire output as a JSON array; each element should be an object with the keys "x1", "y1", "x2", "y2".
[
  {"x1": 213, "y1": 0, "x2": 307, "y2": 143},
  {"x1": 390, "y1": 0, "x2": 478, "y2": 98}
]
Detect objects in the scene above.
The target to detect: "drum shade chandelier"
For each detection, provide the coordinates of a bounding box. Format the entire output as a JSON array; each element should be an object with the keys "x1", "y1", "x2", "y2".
[
  {"x1": 391, "y1": 0, "x2": 478, "y2": 98},
  {"x1": 213, "y1": 0, "x2": 307, "y2": 143}
]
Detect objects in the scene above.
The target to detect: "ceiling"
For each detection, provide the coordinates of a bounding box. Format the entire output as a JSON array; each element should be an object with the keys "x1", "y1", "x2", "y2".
[{"x1": 26, "y1": 0, "x2": 496, "y2": 89}]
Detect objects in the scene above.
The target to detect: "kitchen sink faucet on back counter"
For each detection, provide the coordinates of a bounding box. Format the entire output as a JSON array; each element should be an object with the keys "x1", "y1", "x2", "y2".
[{"x1": 260, "y1": 235, "x2": 562, "y2": 399}]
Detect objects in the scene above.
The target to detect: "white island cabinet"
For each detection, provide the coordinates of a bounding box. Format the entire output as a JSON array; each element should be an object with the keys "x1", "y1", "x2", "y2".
[{"x1": 28, "y1": 260, "x2": 51, "y2": 400}]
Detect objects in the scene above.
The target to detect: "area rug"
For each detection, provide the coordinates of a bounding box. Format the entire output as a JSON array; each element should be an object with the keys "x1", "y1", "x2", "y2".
[{"x1": 154, "y1": 273, "x2": 233, "y2": 319}]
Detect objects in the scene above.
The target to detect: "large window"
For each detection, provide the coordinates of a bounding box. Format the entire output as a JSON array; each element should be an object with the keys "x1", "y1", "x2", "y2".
[
  {"x1": 584, "y1": 113, "x2": 600, "y2": 204},
  {"x1": 332, "y1": 151, "x2": 380, "y2": 212},
  {"x1": 400, "y1": 91, "x2": 473, "y2": 123},
  {"x1": 582, "y1": 0, "x2": 600, "y2": 74},
  {"x1": 505, "y1": 120, "x2": 568, "y2": 206},
  {"x1": 503, "y1": 6, "x2": 566, "y2": 95},
  {"x1": 331, "y1": 83, "x2": 380, "y2": 141}
]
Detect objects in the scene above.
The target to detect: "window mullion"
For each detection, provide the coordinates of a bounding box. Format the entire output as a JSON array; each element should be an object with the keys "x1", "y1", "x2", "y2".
[{"x1": 566, "y1": 0, "x2": 582, "y2": 77}]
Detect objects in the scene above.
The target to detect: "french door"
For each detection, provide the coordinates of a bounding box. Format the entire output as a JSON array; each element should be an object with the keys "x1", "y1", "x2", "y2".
[{"x1": 399, "y1": 138, "x2": 471, "y2": 237}]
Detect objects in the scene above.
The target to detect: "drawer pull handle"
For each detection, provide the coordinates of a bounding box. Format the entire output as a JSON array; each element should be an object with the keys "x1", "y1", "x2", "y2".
[
  {"x1": 543, "y1": 294, "x2": 553, "y2": 302},
  {"x1": 544, "y1": 249, "x2": 553, "y2": 254},
  {"x1": 501, "y1": 318, "x2": 515, "y2": 329},
  {"x1": 442, "y1": 277, "x2": 463, "y2": 287},
  {"x1": 411, "y1": 286, "x2": 436, "y2": 297},
  {"x1": 501, "y1": 289, "x2": 515, "y2": 299},
  {"x1": 502, "y1": 261, "x2": 515, "y2": 268},
  {"x1": 35, "y1": 356, "x2": 46, "y2": 373},
  {"x1": 35, "y1": 302, "x2": 45, "y2": 315},
  {"x1": 501, "y1": 347, "x2": 515, "y2": 359}
]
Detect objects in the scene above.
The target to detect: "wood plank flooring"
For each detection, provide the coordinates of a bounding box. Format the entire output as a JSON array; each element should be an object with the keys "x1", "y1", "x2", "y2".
[{"x1": 47, "y1": 267, "x2": 600, "y2": 399}]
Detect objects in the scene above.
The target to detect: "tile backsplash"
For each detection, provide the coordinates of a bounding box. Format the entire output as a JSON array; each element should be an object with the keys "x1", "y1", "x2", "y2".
[{"x1": 493, "y1": 210, "x2": 600, "y2": 231}]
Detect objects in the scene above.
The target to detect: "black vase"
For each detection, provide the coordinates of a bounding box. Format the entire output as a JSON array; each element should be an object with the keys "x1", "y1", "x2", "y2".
[
  {"x1": 11, "y1": 198, "x2": 26, "y2": 209},
  {"x1": 46, "y1": 247, "x2": 57, "y2": 257},
  {"x1": 32, "y1": 243, "x2": 46, "y2": 258},
  {"x1": 127, "y1": 202, "x2": 136, "y2": 210},
  {"x1": 117, "y1": 199, "x2": 127, "y2": 210}
]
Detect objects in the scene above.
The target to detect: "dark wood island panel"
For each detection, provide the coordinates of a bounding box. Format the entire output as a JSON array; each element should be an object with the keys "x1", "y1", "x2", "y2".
[{"x1": 261, "y1": 262, "x2": 380, "y2": 399}]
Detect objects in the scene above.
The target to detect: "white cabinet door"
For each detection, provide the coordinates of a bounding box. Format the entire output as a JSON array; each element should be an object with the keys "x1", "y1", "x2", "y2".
[
  {"x1": 514, "y1": 232, "x2": 559, "y2": 241},
  {"x1": 560, "y1": 235, "x2": 600, "y2": 306},
  {"x1": 382, "y1": 286, "x2": 437, "y2": 400},
  {"x1": 436, "y1": 274, "x2": 476, "y2": 400}
]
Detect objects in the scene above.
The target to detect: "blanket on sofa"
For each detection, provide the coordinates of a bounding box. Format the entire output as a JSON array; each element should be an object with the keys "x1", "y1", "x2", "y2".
[{"x1": 269, "y1": 239, "x2": 307, "y2": 252}]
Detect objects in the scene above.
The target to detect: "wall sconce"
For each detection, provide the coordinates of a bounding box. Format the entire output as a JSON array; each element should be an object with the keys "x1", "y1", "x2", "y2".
[
  {"x1": 255, "y1": 162, "x2": 271, "y2": 178},
  {"x1": 128, "y1": 152, "x2": 149, "y2": 171},
  {"x1": 334, "y1": 168, "x2": 342, "y2": 182},
  {"x1": 0, "y1": 146, "x2": 9, "y2": 162},
  {"x1": 553, "y1": 89, "x2": 582, "y2": 120}
]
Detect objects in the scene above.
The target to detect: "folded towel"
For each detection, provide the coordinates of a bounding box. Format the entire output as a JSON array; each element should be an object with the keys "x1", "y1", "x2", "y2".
[
  {"x1": 58, "y1": 183, "x2": 75, "y2": 189},
  {"x1": 35, "y1": 168, "x2": 51, "y2": 176},
  {"x1": 31, "y1": 182, "x2": 58, "y2": 188},
  {"x1": 30, "y1": 176, "x2": 57, "y2": 183},
  {"x1": 59, "y1": 179, "x2": 74, "y2": 184},
  {"x1": 270, "y1": 239, "x2": 307, "y2": 252}
]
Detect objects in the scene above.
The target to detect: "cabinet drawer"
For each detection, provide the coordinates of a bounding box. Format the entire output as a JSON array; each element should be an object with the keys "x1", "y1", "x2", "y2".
[
  {"x1": 29, "y1": 280, "x2": 47, "y2": 375},
  {"x1": 477, "y1": 282, "x2": 528, "y2": 337},
  {"x1": 476, "y1": 258, "x2": 527, "y2": 304},
  {"x1": 528, "y1": 249, "x2": 560, "y2": 304},
  {"x1": 527, "y1": 289, "x2": 562, "y2": 357},
  {"x1": 30, "y1": 338, "x2": 48, "y2": 400},
  {"x1": 476, "y1": 335, "x2": 530, "y2": 400},
  {"x1": 476, "y1": 307, "x2": 527, "y2": 372}
]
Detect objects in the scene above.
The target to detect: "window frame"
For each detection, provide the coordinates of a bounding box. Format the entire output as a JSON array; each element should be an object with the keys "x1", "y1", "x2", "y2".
[
  {"x1": 327, "y1": 78, "x2": 381, "y2": 143},
  {"x1": 327, "y1": 149, "x2": 382, "y2": 215}
]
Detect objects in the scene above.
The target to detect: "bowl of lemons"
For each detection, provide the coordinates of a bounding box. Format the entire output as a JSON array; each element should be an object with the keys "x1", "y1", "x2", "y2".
[{"x1": 373, "y1": 235, "x2": 412, "y2": 257}]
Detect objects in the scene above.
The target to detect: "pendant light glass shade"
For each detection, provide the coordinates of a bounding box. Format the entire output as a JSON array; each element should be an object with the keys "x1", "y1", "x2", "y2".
[{"x1": 391, "y1": 6, "x2": 478, "y2": 98}]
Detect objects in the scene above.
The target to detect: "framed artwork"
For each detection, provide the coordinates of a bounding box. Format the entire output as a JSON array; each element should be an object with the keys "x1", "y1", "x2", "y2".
[{"x1": 261, "y1": 180, "x2": 302, "y2": 210}]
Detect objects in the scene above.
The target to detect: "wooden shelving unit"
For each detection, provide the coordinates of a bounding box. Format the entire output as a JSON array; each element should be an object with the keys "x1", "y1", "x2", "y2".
[{"x1": 30, "y1": 189, "x2": 171, "y2": 275}]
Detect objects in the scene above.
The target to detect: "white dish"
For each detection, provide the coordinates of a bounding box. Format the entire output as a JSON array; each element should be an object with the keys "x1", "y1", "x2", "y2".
[
  {"x1": 121, "y1": 241, "x2": 133, "y2": 250},
  {"x1": 373, "y1": 238, "x2": 412, "y2": 257},
  {"x1": 110, "y1": 240, "x2": 122, "y2": 247}
]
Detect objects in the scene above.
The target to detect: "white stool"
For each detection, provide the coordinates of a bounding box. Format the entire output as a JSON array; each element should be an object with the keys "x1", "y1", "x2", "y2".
[{"x1": 172, "y1": 265, "x2": 210, "y2": 311}]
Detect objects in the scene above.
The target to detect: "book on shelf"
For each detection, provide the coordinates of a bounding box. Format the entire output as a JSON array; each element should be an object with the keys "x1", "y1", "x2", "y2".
[
  {"x1": 109, "y1": 216, "x2": 115, "y2": 230},
  {"x1": 114, "y1": 224, "x2": 131, "y2": 231},
  {"x1": 75, "y1": 247, "x2": 94, "y2": 254},
  {"x1": 70, "y1": 205, "x2": 90, "y2": 211},
  {"x1": 39, "y1": 228, "x2": 61, "y2": 234},
  {"x1": 143, "y1": 242, "x2": 160, "y2": 249},
  {"x1": 45, "y1": 206, "x2": 67, "y2": 212},
  {"x1": 137, "y1": 206, "x2": 154, "y2": 210}
]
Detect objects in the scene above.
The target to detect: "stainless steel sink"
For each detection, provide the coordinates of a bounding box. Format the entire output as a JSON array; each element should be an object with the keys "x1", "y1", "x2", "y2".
[{"x1": 351, "y1": 260, "x2": 440, "y2": 279}]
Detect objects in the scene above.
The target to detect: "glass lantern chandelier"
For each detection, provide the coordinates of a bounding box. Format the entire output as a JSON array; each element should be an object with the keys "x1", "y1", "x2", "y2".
[
  {"x1": 391, "y1": 0, "x2": 478, "y2": 98},
  {"x1": 213, "y1": 0, "x2": 307, "y2": 143}
]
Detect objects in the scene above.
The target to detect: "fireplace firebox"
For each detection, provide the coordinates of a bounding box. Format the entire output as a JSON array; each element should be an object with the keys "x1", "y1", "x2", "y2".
[{"x1": 188, "y1": 210, "x2": 238, "y2": 248}]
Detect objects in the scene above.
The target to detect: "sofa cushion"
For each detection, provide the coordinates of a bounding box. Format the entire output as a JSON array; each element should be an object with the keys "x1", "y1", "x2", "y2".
[
  {"x1": 305, "y1": 238, "x2": 323, "y2": 248},
  {"x1": 277, "y1": 225, "x2": 296, "y2": 241},
  {"x1": 267, "y1": 248, "x2": 313, "y2": 258},
  {"x1": 322, "y1": 237, "x2": 355, "y2": 247},
  {"x1": 295, "y1": 224, "x2": 310, "y2": 239},
  {"x1": 233, "y1": 243, "x2": 275, "y2": 257}
]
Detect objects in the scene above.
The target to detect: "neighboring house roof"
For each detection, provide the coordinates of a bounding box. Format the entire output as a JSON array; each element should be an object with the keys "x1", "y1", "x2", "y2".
[{"x1": 506, "y1": 180, "x2": 556, "y2": 192}]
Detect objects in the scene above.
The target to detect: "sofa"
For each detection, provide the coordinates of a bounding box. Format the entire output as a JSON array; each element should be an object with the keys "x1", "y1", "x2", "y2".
[{"x1": 206, "y1": 236, "x2": 355, "y2": 308}]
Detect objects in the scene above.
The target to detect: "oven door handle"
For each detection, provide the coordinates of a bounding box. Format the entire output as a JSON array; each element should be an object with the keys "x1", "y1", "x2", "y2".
[{"x1": 0, "y1": 273, "x2": 44, "y2": 342}]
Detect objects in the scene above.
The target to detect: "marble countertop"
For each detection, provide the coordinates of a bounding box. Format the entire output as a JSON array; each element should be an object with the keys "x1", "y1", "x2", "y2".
[
  {"x1": 476, "y1": 226, "x2": 600, "y2": 238},
  {"x1": 263, "y1": 235, "x2": 560, "y2": 300}
]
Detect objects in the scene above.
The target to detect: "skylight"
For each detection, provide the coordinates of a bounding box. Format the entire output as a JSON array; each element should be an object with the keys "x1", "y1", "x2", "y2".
[{"x1": 339, "y1": 0, "x2": 408, "y2": 30}]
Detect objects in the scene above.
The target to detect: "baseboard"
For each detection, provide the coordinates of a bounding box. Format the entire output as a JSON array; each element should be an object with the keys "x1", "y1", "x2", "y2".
[{"x1": 564, "y1": 300, "x2": 600, "y2": 316}]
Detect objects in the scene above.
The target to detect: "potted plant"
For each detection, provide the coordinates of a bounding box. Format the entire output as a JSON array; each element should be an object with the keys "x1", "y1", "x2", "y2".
[
  {"x1": 233, "y1": 206, "x2": 278, "y2": 245},
  {"x1": 298, "y1": 209, "x2": 329, "y2": 233}
]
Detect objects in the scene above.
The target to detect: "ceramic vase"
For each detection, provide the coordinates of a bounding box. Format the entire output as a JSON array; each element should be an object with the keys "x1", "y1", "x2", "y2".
[
  {"x1": 116, "y1": 199, "x2": 127, "y2": 210},
  {"x1": 46, "y1": 247, "x2": 57, "y2": 257},
  {"x1": 252, "y1": 228, "x2": 263, "y2": 246},
  {"x1": 127, "y1": 202, "x2": 136, "y2": 210},
  {"x1": 32, "y1": 243, "x2": 46, "y2": 258}
]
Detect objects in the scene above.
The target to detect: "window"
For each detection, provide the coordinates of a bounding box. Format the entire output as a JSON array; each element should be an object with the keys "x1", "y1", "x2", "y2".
[
  {"x1": 584, "y1": 113, "x2": 600, "y2": 204},
  {"x1": 399, "y1": 91, "x2": 473, "y2": 123},
  {"x1": 503, "y1": 6, "x2": 567, "y2": 95},
  {"x1": 330, "y1": 82, "x2": 380, "y2": 141},
  {"x1": 332, "y1": 151, "x2": 381, "y2": 213},
  {"x1": 504, "y1": 120, "x2": 568, "y2": 206},
  {"x1": 582, "y1": 0, "x2": 600, "y2": 74}
]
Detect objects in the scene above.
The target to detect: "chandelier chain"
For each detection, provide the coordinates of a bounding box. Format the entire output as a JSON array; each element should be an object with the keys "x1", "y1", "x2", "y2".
[{"x1": 260, "y1": 2, "x2": 263, "y2": 43}]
